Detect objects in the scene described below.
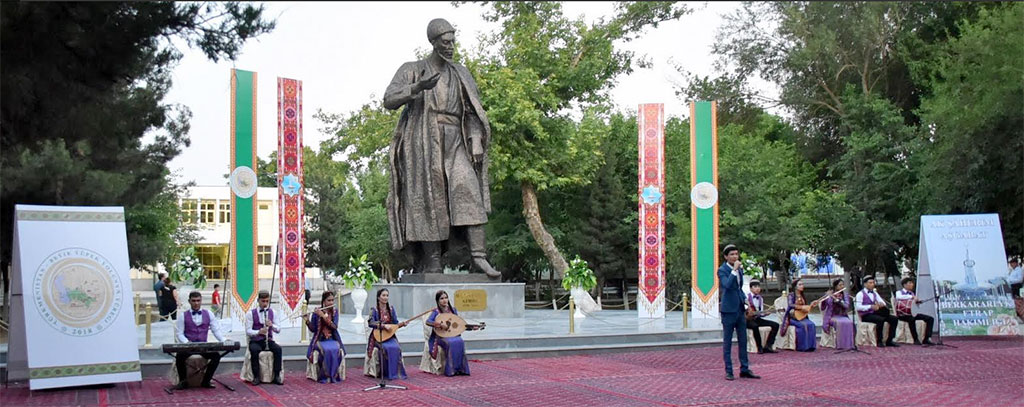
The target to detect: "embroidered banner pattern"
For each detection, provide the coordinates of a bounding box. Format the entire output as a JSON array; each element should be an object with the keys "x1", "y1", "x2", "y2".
[{"x1": 277, "y1": 77, "x2": 305, "y2": 310}]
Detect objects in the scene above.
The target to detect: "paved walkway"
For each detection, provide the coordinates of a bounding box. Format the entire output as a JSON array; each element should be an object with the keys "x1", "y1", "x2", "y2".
[{"x1": 3, "y1": 336, "x2": 1020, "y2": 406}]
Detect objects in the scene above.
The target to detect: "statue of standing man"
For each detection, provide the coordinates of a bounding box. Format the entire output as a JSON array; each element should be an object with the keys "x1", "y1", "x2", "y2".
[{"x1": 384, "y1": 18, "x2": 500, "y2": 278}]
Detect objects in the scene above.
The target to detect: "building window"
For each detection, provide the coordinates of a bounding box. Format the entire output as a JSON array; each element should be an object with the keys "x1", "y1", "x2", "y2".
[
  {"x1": 181, "y1": 200, "x2": 197, "y2": 224},
  {"x1": 219, "y1": 202, "x2": 231, "y2": 223},
  {"x1": 257, "y1": 245, "x2": 273, "y2": 265},
  {"x1": 195, "y1": 245, "x2": 228, "y2": 280},
  {"x1": 199, "y1": 200, "x2": 216, "y2": 224}
]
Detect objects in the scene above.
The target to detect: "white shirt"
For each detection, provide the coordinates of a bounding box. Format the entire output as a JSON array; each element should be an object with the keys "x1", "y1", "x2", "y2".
[
  {"x1": 855, "y1": 289, "x2": 886, "y2": 312},
  {"x1": 245, "y1": 306, "x2": 281, "y2": 337},
  {"x1": 1009, "y1": 266, "x2": 1023, "y2": 284},
  {"x1": 749, "y1": 294, "x2": 763, "y2": 311},
  {"x1": 895, "y1": 289, "x2": 915, "y2": 300},
  {"x1": 175, "y1": 308, "x2": 225, "y2": 343}
]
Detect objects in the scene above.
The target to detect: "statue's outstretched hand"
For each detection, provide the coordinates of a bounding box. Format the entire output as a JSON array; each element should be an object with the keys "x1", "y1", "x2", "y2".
[{"x1": 415, "y1": 71, "x2": 441, "y2": 93}]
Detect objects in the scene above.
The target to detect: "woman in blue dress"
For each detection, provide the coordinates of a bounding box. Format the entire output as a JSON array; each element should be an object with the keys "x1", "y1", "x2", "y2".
[
  {"x1": 424, "y1": 290, "x2": 471, "y2": 376},
  {"x1": 304, "y1": 291, "x2": 345, "y2": 383},
  {"x1": 781, "y1": 278, "x2": 817, "y2": 351},
  {"x1": 366, "y1": 288, "x2": 408, "y2": 380}
]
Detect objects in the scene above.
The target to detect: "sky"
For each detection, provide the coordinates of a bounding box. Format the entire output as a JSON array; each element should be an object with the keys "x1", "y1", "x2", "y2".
[{"x1": 163, "y1": 1, "x2": 777, "y2": 186}]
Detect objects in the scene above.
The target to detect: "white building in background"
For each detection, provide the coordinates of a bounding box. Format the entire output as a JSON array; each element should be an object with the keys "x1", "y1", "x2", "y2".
[{"x1": 131, "y1": 185, "x2": 322, "y2": 291}]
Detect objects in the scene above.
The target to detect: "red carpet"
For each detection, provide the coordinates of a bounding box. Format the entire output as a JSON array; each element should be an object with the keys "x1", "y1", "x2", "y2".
[{"x1": 3, "y1": 336, "x2": 1021, "y2": 406}]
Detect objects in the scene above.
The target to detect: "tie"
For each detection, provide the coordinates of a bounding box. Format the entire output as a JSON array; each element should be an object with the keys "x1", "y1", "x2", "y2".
[{"x1": 192, "y1": 310, "x2": 201, "y2": 316}]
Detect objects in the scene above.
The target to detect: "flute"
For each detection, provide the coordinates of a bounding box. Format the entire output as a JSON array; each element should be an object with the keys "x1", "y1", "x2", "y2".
[{"x1": 298, "y1": 305, "x2": 335, "y2": 318}]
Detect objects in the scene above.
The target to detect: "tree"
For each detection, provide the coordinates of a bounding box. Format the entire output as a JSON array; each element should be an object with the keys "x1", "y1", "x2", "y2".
[
  {"x1": 461, "y1": 1, "x2": 691, "y2": 277},
  {"x1": 1, "y1": 3, "x2": 275, "y2": 278}
]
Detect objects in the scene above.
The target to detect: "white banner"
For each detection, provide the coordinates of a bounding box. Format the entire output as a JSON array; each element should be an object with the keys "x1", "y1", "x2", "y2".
[
  {"x1": 10, "y1": 205, "x2": 141, "y2": 389},
  {"x1": 918, "y1": 214, "x2": 1020, "y2": 337}
]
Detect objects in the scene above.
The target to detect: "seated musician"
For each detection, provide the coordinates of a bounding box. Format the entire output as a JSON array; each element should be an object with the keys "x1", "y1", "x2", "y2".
[
  {"x1": 303, "y1": 291, "x2": 345, "y2": 383},
  {"x1": 744, "y1": 280, "x2": 778, "y2": 354},
  {"x1": 895, "y1": 277, "x2": 935, "y2": 345},
  {"x1": 245, "y1": 290, "x2": 283, "y2": 385},
  {"x1": 425, "y1": 290, "x2": 472, "y2": 375},
  {"x1": 781, "y1": 278, "x2": 816, "y2": 352},
  {"x1": 821, "y1": 279, "x2": 855, "y2": 350},
  {"x1": 856, "y1": 275, "x2": 899, "y2": 347},
  {"x1": 366, "y1": 288, "x2": 408, "y2": 380},
  {"x1": 173, "y1": 291, "x2": 227, "y2": 390}
]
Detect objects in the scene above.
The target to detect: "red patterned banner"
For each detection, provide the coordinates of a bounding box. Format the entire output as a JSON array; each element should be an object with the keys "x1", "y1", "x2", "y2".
[
  {"x1": 277, "y1": 77, "x2": 304, "y2": 310},
  {"x1": 638, "y1": 103, "x2": 666, "y2": 318}
]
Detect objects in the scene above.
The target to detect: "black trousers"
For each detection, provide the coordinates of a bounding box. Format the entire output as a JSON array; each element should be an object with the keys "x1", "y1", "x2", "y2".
[
  {"x1": 175, "y1": 351, "x2": 221, "y2": 386},
  {"x1": 745, "y1": 317, "x2": 779, "y2": 352},
  {"x1": 897, "y1": 313, "x2": 934, "y2": 343},
  {"x1": 248, "y1": 339, "x2": 283, "y2": 380},
  {"x1": 862, "y1": 308, "x2": 899, "y2": 344},
  {"x1": 1011, "y1": 283, "x2": 1022, "y2": 299}
]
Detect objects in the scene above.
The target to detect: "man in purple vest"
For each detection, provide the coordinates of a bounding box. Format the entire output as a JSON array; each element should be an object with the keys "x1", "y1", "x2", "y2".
[
  {"x1": 855, "y1": 275, "x2": 900, "y2": 347},
  {"x1": 245, "y1": 290, "x2": 283, "y2": 385},
  {"x1": 173, "y1": 291, "x2": 226, "y2": 389}
]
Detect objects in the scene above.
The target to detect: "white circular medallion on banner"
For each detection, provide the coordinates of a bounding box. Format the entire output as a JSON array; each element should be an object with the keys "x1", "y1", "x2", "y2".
[
  {"x1": 690, "y1": 182, "x2": 718, "y2": 209},
  {"x1": 229, "y1": 166, "x2": 257, "y2": 198}
]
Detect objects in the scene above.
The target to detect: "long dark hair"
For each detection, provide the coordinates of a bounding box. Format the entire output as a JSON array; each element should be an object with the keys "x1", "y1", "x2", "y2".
[
  {"x1": 321, "y1": 291, "x2": 335, "y2": 316},
  {"x1": 435, "y1": 290, "x2": 449, "y2": 311},
  {"x1": 376, "y1": 288, "x2": 390, "y2": 319},
  {"x1": 791, "y1": 278, "x2": 805, "y2": 303}
]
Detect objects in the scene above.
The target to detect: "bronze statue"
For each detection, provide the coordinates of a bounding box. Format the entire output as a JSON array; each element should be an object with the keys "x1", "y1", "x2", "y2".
[{"x1": 384, "y1": 18, "x2": 499, "y2": 278}]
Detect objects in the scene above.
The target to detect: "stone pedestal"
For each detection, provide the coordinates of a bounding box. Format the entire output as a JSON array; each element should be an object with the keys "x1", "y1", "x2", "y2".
[{"x1": 341, "y1": 280, "x2": 525, "y2": 319}]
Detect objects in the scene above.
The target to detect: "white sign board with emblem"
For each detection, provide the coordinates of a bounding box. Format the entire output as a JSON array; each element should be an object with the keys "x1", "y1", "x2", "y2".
[{"x1": 8, "y1": 205, "x2": 141, "y2": 390}]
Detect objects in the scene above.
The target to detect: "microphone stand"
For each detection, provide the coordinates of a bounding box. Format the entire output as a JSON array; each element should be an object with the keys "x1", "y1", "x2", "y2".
[
  {"x1": 927, "y1": 281, "x2": 957, "y2": 349},
  {"x1": 364, "y1": 306, "x2": 406, "y2": 392}
]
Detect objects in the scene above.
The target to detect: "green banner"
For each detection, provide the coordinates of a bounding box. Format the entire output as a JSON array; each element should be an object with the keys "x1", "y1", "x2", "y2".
[
  {"x1": 231, "y1": 69, "x2": 257, "y2": 310},
  {"x1": 690, "y1": 101, "x2": 719, "y2": 314}
]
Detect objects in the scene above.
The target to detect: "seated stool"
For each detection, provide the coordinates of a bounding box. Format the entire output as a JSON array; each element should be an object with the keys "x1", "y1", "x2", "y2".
[
  {"x1": 895, "y1": 320, "x2": 928, "y2": 344},
  {"x1": 420, "y1": 315, "x2": 446, "y2": 374},
  {"x1": 168, "y1": 354, "x2": 208, "y2": 387},
  {"x1": 745, "y1": 326, "x2": 773, "y2": 353},
  {"x1": 305, "y1": 346, "x2": 346, "y2": 381},
  {"x1": 240, "y1": 345, "x2": 278, "y2": 384},
  {"x1": 819, "y1": 327, "x2": 837, "y2": 349},
  {"x1": 776, "y1": 325, "x2": 797, "y2": 351}
]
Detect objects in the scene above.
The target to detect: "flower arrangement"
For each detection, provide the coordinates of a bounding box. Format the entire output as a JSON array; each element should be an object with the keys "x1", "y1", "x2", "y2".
[
  {"x1": 739, "y1": 253, "x2": 764, "y2": 278},
  {"x1": 169, "y1": 246, "x2": 207, "y2": 289},
  {"x1": 561, "y1": 255, "x2": 597, "y2": 291},
  {"x1": 339, "y1": 254, "x2": 379, "y2": 291}
]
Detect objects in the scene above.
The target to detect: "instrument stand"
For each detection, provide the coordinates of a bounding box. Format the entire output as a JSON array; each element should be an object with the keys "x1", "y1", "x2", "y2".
[
  {"x1": 835, "y1": 307, "x2": 870, "y2": 355},
  {"x1": 927, "y1": 283, "x2": 957, "y2": 349},
  {"x1": 164, "y1": 349, "x2": 237, "y2": 394},
  {"x1": 364, "y1": 321, "x2": 406, "y2": 392}
]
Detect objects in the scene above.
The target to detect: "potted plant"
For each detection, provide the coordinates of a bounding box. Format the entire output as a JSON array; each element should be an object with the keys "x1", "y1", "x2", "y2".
[
  {"x1": 340, "y1": 254, "x2": 379, "y2": 323},
  {"x1": 562, "y1": 255, "x2": 597, "y2": 319},
  {"x1": 168, "y1": 246, "x2": 207, "y2": 308}
]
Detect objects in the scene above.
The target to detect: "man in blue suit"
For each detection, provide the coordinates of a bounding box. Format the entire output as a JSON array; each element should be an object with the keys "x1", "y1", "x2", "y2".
[{"x1": 718, "y1": 244, "x2": 760, "y2": 381}]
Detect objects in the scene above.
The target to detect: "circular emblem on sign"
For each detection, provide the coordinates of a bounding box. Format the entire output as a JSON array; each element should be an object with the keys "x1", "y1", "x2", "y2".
[
  {"x1": 690, "y1": 182, "x2": 718, "y2": 209},
  {"x1": 230, "y1": 166, "x2": 258, "y2": 198},
  {"x1": 33, "y1": 248, "x2": 122, "y2": 337}
]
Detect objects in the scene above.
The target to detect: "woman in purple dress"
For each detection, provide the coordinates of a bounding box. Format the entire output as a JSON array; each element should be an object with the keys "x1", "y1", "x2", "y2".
[
  {"x1": 425, "y1": 290, "x2": 471, "y2": 376},
  {"x1": 821, "y1": 279, "x2": 854, "y2": 350},
  {"x1": 781, "y1": 278, "x2": 817, "y2": 351},
  {"x1": 366, "y1": 288, "x2": 408, "y2": 380},
  {"x1": 304, "y1": 291, "x2": 345, "y2": 383}
]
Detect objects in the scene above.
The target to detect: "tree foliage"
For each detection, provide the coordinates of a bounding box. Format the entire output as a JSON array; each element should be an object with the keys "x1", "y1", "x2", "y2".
[{"x1": 1, "y1": 3, "x2": 274, "y2": 270}]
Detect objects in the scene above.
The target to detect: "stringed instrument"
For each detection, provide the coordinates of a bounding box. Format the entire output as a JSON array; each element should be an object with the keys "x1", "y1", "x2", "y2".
[
  {"x1": 745, "y1": 306, "x2": 777, "y2": 321},
  {"x1": 792, "y1": 290, "x2": 845, "y2": 321},
  {"x1": 371, "y1": 309, "x2": 433, "y2": 343},
  {"x1": 432, "y1": 312, "x2": 486, "y2": 338}
]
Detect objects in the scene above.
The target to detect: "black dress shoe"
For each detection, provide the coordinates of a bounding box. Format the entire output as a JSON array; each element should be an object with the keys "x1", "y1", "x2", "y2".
[
  {"x1": 174, "y1": 382, "x2": 188, "y2": 390},
  {"x1": 200, "y1": 382, "x2": 216, "y2": 389},
  {"x1": 740, "y1": 371, "x2": 761, "y2": 379},
  {"x1": 251, "y1": 380, "x2": 260, "y2": 387},
  {"x1": 725, "y1": 373, "x2": 735, "y2": 381},
  {"x1": 923, "y1": 339, "x2": 935, "y2": 346},
  {"x1": 886, "y1": 342, "x2": 900, "y2": 347},
  {"x1": 273, "y1": 375, "x2": 284, "y2": 385},
  {"x1": 764, "y1": 348, "x2": 778, "y2": 354}
]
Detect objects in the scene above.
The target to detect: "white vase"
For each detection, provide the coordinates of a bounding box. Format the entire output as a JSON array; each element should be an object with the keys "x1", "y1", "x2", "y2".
[
  {"x1": 350, "y1": 287, "x2": 368, "y2": 323},
  {"x1": 570, "y1": 286, "x2": 587, "y2": 319}
]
